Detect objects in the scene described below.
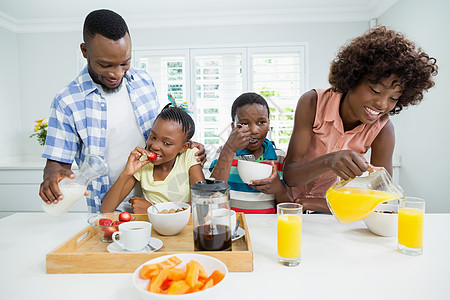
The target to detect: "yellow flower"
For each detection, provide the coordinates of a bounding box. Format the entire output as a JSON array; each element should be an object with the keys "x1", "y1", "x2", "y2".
[
  {"x1": 35, "y1": 118, "x2": 45, "y2": 125},
  {"x1": 30, "y1": 118, "x2": 48, "y2": 146}
]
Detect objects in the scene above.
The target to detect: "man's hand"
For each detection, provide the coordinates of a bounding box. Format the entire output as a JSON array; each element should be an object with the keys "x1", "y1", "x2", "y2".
[
  {"x1": 40, "y1": 159, "x2": 74, "y2": 204},
  {"x1": 190, "y1": 141, "x2": 207, "y2": 167}
]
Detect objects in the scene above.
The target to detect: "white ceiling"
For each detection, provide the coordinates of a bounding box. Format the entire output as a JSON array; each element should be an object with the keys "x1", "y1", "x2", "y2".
[{"x1": 0, "y1": 0, "x2": 399, "y2": 33}]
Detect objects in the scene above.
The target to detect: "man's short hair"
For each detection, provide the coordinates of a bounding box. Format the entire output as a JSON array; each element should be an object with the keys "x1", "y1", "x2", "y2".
[{"x1": 83, "y1": 9, "x2": 129, "y2": 43}]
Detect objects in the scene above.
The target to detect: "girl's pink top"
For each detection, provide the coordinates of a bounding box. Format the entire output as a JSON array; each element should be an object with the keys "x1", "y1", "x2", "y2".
[{"x1": 290, "y1": 88, "x2": 389, "y2": 200}]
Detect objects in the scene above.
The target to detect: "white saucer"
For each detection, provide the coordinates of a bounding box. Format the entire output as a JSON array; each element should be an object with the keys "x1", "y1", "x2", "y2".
[
  {"x1": 232, "y1": 227, "x2": 245, "y2": 241},
  {"x1": 107, "y1": 237, "x2": 163, "y2": 253}
]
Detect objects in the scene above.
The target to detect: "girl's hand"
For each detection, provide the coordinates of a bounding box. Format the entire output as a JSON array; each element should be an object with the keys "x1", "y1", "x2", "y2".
[
  {"x1": 248, "y1": 162, "x2": 284, "y2": 195},
  {"x1": 225, "y1": 124, "x2": 251, "y2": 152},
  {"x1": 123, "y1": 147, "x2": 152, "y2": 176},
  {"x1": 327, "y1": 150, "x2": 368, "y2": 180},
  {"x1": 129, "y1": 196, "x2": 152, "y2": 214}
]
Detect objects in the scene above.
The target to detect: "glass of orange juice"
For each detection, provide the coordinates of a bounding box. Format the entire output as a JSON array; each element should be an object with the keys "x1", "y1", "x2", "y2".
[
  {"x1": 277, "y1": 203, "x2": 302, "y2": 266},
  {"x1": 398, "y1": 197, "x2": 425, "y2": 255}
]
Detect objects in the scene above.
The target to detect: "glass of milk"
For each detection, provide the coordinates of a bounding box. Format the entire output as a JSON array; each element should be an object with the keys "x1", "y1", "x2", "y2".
[{"x1": 42, "y1": 154, "x2": 108, "y2": 216}]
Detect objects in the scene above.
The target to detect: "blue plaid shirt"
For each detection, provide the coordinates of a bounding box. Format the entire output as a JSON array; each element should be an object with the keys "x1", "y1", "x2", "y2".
[{"x1": 42, "y1": 66, "x2": 159, "y2": 213}]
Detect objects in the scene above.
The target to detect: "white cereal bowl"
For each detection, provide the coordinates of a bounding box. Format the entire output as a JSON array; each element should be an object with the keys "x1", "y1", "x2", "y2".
[
  {"x1": 133, "y1": 253, "x2": 228, "y2": 300},
  {"x1": 237, "y1": 160, "x2": 273, "y2": 184},
  {"x1": 363, "y1": 203, "x2": 398, "y2": 237},
  {"x1": 147, "y1": 202, "x2": 191, "y2": 236}
]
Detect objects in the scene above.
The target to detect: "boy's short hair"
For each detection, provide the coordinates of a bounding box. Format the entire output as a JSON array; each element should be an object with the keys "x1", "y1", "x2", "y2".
[
  {"x1": 83, "y1": 9, "x2": 129, "y2": 43},
  {"x1": 329, "y1": 26, "x2": 437, "y2": 115},
  {"x1": 157, "y1": 104, "x2": 195, "y2": 141},
  {"x1": 231, "y1": 92, "x2": 270, "y2": 122}
]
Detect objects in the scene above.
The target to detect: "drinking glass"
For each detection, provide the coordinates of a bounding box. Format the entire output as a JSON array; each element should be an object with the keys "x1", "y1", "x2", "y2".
[
  {"x1": 398, "y1": 197, "x2": 425, "y2": 255},
  {"x1": 277, "y1": 203, "x2": 302, "y2": 266}
]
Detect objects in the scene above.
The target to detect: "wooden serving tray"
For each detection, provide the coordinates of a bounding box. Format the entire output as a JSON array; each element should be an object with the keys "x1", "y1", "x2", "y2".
[{"x1": 46, "y1": 213, "x2": 253, "y2": 274}]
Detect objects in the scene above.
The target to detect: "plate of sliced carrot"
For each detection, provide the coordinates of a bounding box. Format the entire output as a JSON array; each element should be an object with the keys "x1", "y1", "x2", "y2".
[{"x1": 132, "y1": 253, "x2": 228, "y2": 299}]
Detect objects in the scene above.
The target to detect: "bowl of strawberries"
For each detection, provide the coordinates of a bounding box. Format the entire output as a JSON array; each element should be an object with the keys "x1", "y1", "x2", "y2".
[{"x1": 87, "y1": 212, "x2": 136, "y2": 242}]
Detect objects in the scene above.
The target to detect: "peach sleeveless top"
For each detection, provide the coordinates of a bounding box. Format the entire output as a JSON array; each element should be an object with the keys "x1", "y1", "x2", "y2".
[{"x1": 290, "y1": 88, "x2": 389, "y2": 200}]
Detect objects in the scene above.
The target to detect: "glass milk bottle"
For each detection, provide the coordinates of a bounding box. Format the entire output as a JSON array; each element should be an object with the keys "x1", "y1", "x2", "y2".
[
  {"x1": 42, "y1": 154, "x2": 108, "y2": 216},
  {"x1": 191, "y1": 179, "x2": 232, "y2": 251}
]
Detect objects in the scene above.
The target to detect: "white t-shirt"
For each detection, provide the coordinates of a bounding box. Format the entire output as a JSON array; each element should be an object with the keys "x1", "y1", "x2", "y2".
[{"x1": 96, "y1": 82, "x2": 146, "y2": 212}]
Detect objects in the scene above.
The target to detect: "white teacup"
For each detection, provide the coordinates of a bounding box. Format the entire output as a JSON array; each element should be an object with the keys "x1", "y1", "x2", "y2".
[
  {"x1": 112, "y1": 221, "x2": 152, "y2": 251},
  {"x1": 211, "y1": 208, "x2": 237, "y2": 235}
]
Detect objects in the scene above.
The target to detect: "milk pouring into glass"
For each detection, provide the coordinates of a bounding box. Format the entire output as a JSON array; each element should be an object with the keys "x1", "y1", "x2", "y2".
[{"x1": 42, "y1": 154, "x2": 108, "y2": 216}]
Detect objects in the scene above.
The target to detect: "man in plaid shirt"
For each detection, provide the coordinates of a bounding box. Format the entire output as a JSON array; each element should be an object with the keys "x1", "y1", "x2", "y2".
[{"x1": 39, "y1": 10, "x2": 204, "y2": 213}]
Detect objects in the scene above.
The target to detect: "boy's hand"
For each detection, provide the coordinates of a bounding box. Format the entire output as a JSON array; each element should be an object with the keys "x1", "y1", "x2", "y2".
[
  {"x1": 225, "y1": 124, "x2": 251, "y2": 152},
  {"x1": 327, "y1": 150, "x2": 368, "y2": 180},
  {"x1": 129, "y1": 196, "x2": 152, "y2": 214},
  {"x1": 123, "y1": 147, "x2": 152, "y2": 176},
  {"x1": 248, "y1": 162, "x2": 284, "y2": 195},
  {"x1": 190, "y1": 141, "x2": 207, "y2": 166}
]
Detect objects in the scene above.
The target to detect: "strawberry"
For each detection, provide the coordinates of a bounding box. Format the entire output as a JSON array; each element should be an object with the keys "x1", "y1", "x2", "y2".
[
  {"x1": 119, "y1": 211, "x2": 132, "y2": 222},
  {"x1": 147, "y1": 152, "x2": 157, "y2": 161},
  {"x1": 112, "y1": 220, "x2": 122, "y2": 226},
  {"x1": 103, "y1": 226, "x2": 118, "y2": 240},
  {"x1": 98, "y1": 218, "x2": 112, "y2": 226}
]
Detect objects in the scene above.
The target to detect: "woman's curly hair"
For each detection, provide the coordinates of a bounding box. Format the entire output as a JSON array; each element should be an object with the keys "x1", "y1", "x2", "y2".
[{"x1": 329, "y1": 26, "x2": 438, "y2": 115}]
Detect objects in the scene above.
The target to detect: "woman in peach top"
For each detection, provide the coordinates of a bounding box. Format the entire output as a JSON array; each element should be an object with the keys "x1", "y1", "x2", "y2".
[{"x1": 283, "y1": 26, "x2": 437, "y2": 213}]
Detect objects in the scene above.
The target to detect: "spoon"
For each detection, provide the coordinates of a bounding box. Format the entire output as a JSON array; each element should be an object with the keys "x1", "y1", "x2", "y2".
[
  {"x1": 143, "y1": 194, "x2": 161, "y2": 213},
  {"x1": 147, "y1": 240, "x2": 157, "y2": 252},
  {"x1": 232, "y1": 220, "x2": 240, "y2": 239}
]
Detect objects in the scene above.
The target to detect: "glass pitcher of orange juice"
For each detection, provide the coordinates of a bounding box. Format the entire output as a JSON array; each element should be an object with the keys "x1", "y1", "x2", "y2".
[{"x1": 326, "y1": 167, "x2": 403, "y2": 223}]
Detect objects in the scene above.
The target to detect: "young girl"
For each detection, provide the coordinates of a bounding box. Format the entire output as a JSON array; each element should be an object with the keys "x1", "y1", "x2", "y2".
[
  {"x1": 283, "y1": 26, "x2": 438, "y2": 213},
  {"x1": 101, "y1": 104, "x2": 205, "y2": 214}
]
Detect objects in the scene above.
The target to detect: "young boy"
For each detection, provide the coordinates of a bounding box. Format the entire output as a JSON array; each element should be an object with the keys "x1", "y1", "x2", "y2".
[{"x1": 209, "y1": 92, "x2": 292, "y2": 214}]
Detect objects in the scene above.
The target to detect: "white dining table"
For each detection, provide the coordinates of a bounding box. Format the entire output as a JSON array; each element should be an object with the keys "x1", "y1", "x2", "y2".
[{"x1": 1, "y1": 212, "x2": 449, "y2": 300}]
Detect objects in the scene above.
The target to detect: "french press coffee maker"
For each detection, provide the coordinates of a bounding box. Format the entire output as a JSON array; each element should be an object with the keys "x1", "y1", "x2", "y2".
[{"x1": 191, "y1": 179, "x2": 232, "y2": 251}]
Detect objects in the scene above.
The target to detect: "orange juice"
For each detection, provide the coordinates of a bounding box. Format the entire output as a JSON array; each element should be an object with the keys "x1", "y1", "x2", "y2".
[
  {"x1": 326, "y1": 187, "x2": 397, "y2": 223},
  {"x1": 277, "y1": 214, "x2": 302, "y2": 258},
  {"x1": 398, "y1": 207, "x2": 424, "y2": 249}
]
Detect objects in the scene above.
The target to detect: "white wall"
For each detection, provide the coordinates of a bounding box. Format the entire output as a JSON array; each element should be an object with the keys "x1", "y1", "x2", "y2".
[
  {"x1": 17, "y1": 31, "x2": 81, "y2": 156},
  {"x1": 378, "y1": 0, "x2": 450, "y2": 212},
  {"x1": 0, "y1": 27, "x2": 21, "y2": 157}
]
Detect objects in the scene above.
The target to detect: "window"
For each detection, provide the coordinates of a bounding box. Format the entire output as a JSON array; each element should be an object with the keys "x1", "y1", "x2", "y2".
[
  {"x1": 190, "y1": 49, "x2": 245, "y2": 157},
  {"x1": 249, "y1": 48, "x2": 306, "y2": 149},
  {"x1": 135, "y1": 49, "x2": 189, "y2": 109},
  {"x1": 134, "y1": 45, "x2": 307, "y2": 162}
]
